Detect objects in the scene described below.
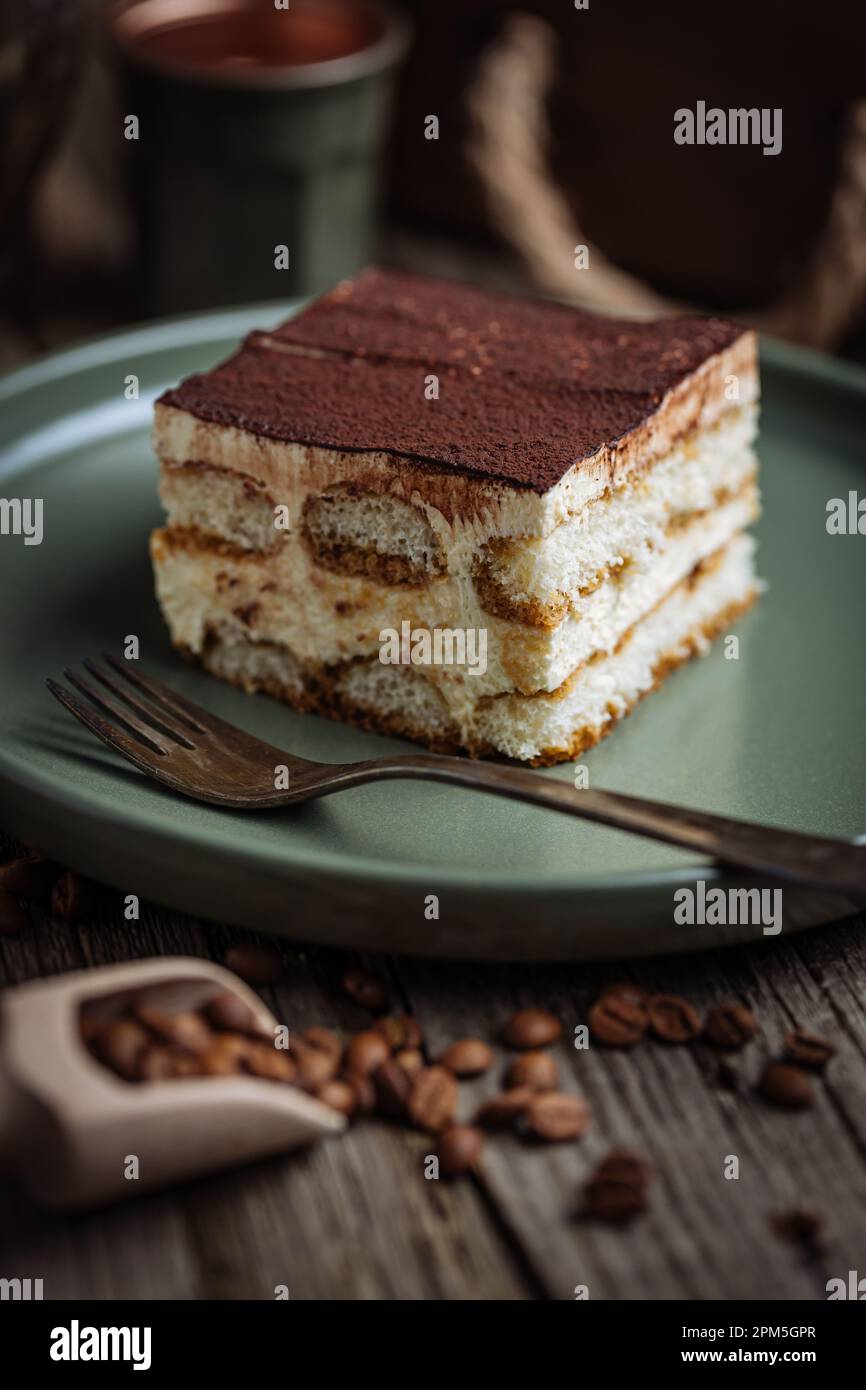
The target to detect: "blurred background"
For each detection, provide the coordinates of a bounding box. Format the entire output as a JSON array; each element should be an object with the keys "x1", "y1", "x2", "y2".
[{"x1": 2, "y1": 0, "x2": 866, "y2": 370}]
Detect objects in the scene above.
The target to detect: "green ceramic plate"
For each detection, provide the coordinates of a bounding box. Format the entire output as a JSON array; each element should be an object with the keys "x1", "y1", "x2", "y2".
[{"x1": 1, "y1": 305, "x2": 864, "y2": 959}]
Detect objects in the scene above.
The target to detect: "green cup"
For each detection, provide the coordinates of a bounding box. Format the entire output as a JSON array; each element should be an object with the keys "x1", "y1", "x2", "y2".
[{"x1": 109, "y1": 0, "x2": 409, "y2": 313}]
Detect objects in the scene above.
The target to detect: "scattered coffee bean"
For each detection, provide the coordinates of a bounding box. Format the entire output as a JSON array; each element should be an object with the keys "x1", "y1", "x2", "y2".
[
  {"x1": 244, "y1": 1041, "x2": 297, "y2": 1083},
  {"x1": 769, "y1": 1209, "x2": 824, "y2": 1255},
  {"x1": 524, "y1": 1092, "x2": 591, "y2": 1142},
  {"x1": 225, "y1": 942, "x2": 283, "y2": 986},
  {"x1": 342, "y1": 969, "x2": 387, "y2": 1013},
  {"x1": 408, "y1": 1065, "x2": 459, "y2": 1133},
  {"x1": 0, "y1": 887, "x2": 27, "y2": 937},
  {"x1": 501, "y1": 1009, "x2": 562, "y2": 1049},
  {"x1": 394, "y1": 1047, "x2": 424, "y2": 1077},
  {"x1": 475, "y1": 1088, "x2": 534, "y2": 1129},
  {"x1": 316, "y1": 1079, "x2": 358, "y2": 1116},
  {"x1": 716, "y1": 1059, "x2": 740, "y2": 1091},
  {"x1": 91, "y1": 1017, "x2": 150, "y2": 1081},
  {"x1": 437, "y1": 1124, "x2": 485, "y2": 1176},
  {"x1": 505, "y1": 1050, "x2": 559, "y2": 1092},
  {"x1": 439, "y1": 1038, "x2": 494, "y2": 1077},
  {"x1": 704, "y1": 1002, "x2": 759, "y2": 1049},
  {"x1": 600, "y1": 981, "x2": 650, "y2": 1006},
  {"x1": 344, "y1": 1029, "x2": 390, "y2": 1076},
  {"x1": 783, "y1": 1029, "x2": 836, "y2": 1070},
  {"x1": 585, "y1": 1149, "x2": 651, "y2": 1223},
  {"x1": 588, "y1": 995, "x2": 647, "y2": 1047},
  {"x1": 759, "y1": 1062, "x2": 814, "y2": 1110},
  {"x1": 134, "y1": 1003, "x2": 213, "y2": 1055},
  {"x1": 647, "y1": 994, "x2": 702, "y2": 1043},
  {"x1": 0, "y1": 854, "x2": 61, "y2": 899},
  {"x1": 51, "y1": 870, "x2": 98, "y2": 925},
  {"x1": 372, "y1": 1058, "x2": 413, "y2": 1119},
  {"x1": 204, "y1": 990, "x2": 259, "y2": 1034},
  {"x1": 373, "y1": 1015, "x2": 422, "y2": 1050}
]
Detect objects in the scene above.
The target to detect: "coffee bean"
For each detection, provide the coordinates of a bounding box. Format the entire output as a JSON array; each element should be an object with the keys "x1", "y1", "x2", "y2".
[
  {"x1": 769, "y1": 1209, "x2": 824, "y2": 1254},
  {"x1": 594, "y1": 1149, "x2": 652, "y2": 1186},
  {"x1": 501, "y1": 1009, "x2": 562, "y2": 1049},
  {"x1": 373, "y1": 1015, "x2": 422, "y2": 1050},
  {"x1": 139, "y1": 1045, "x2": 200, "y2": 1081},
  {"x1": 647, "y1": 994, "x2": 702, "y2": 1043},
  {"x1": 301, "y1": 1026, "x2": 343, "y2": 1062},
  {"x1": 437, "y1": 1124, "x2": 485, "y2": 1176},
  {"x1": 524, "y1": 1092, "x2": 591, "y2": 1142},
  {"x1": 0, "y1": 887, "x2": 27, "y2": 936},
  {"x1": 372, "y1": 1058, "x2": 412, "y2": 1119},
  {"x1": 600, "y1": 981, "x2": 651, "y2": 1006},
  {"x1": 244, "y1": 1041, "x2": 297, "y2": 1083},
  {"x1": 475, "y1": 1088, "x2": 534, "y2": 1129},
  {"x1": 51, "y1": 870, "x2": 98, "y2": 925},
  {"x1": 439, "y1": 1038, "x2": 494, "y2": 1077},
  {"x1": 134, "y1": 1004, "x2": 213, "y2": 1054},
  {"x1": 783, "y1": 1029, "x2": 836, "y2": 1070},
  {"x1": 137, "y1": 1046, "x2": 176, "y2": 1081},
  {"x1": 394, "y1": 1047, "x2": 424, "y2": 1077},
  {"x1": 587, "y1": 995, "x2": 647, "y2": 1047},
  {"x1": 585, "y1": 1149, "x2": 651, "y2": 1223},
  {"x1": 199, "y1": 1034, "x2": 255, "y2": 1075},
  {"x1": 506, "y1": 1050, "x2": 559, "y2": 1092},
  {"x1": 316, "y1": 1079, "x2": 358, "y2": 1116},
  {"x1": 342, "y1": 969, "x2": 387, "y2": 1013},
  {"x1": 0, "y1": 855, "x2": 61, "y2": 899},
  {"x1": 225, "y1": 942, "x2": 283, "y2": 985},
  {"x1": 759, "y1": 1062, "x2": 814, "y2": 1109},
  {"x1": 716, "y1": 1059, "x2": 740, "y2": 1091},
  {"x1": 91, "y1": 1017, "x2": 150, "y2": 1080},
  {"x1": 347, "y1": 1071, "x2": 376, "y2": 1114},
  {"x1": 704, "y1": 1002, "x2": 759, "y2": 1049},
  {"x1": 292, "y1": 1043, "x2": 338, "y2": 1091},
  {"x1": 344, "y1": 1029, "x2": 390, "y2": 1076},
  {"x1": 408, "y1": 1065, "x2": 459, "y2": 1133},
  {"x1": 204, "y1": 990, "x2": 259, "y2": 1034}
]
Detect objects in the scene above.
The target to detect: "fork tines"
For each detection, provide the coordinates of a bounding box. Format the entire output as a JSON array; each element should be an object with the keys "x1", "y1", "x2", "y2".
[{"x1": 46, "y1": 655, "x2": 206, "y2": 760}]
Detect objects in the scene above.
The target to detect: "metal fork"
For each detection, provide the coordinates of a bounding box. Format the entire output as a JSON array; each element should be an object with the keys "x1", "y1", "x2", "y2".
[{"x1": 46, "y1": 655, "x2": 866, "y2": 897}]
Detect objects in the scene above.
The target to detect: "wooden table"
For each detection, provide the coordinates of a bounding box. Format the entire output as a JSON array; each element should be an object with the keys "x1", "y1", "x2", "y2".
[
  {"x1": 2, "y1": 826, "x2": 865, "y2": 1301},
  {"x1": 3, "y1": 240, "x2": 865, "y2": 1301}
]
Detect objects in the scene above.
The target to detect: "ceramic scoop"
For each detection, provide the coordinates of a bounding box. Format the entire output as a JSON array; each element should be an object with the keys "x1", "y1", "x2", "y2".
[{"x1": 0, "y1": 956, "x2": 345, "y2": 1208}]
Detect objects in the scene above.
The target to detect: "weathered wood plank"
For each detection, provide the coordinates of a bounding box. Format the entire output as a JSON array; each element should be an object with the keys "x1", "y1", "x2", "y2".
[{"x1": 393, "y1": 915, "x2": 866, "y2": 1300}]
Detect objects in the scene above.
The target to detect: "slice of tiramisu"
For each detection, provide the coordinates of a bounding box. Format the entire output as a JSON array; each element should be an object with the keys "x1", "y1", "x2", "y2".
[{"x1": 151, "y1": 269, "x2": 760, "y2": 764}]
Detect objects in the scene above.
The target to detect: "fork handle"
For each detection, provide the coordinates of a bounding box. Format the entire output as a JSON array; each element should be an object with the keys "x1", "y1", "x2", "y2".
[{"x1": 339, "y1": 755, "x2": 866, "y2": 898}]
